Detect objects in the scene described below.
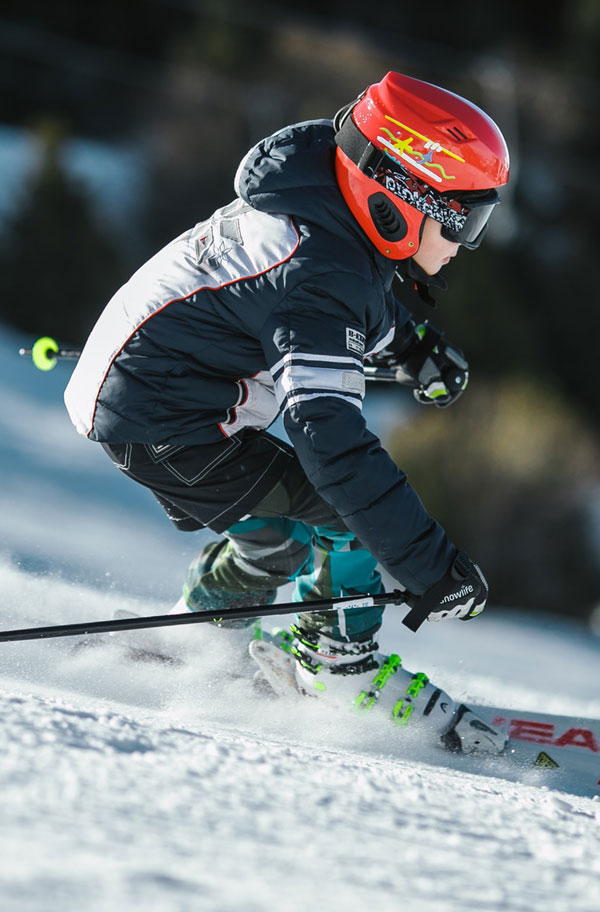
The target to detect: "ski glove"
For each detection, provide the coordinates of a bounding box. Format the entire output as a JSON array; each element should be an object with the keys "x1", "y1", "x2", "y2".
[
  {"x1": 367, "y1": 321, "x2": 469, "y2": 408},
  {"x1": 402, "y1": 551, "x2": 488, "y2": 631}
]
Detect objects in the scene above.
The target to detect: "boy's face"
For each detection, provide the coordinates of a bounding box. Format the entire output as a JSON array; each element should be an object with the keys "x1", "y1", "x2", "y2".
[{"x1": 412, "y1": 217, "x2": 460, "y2": 276}]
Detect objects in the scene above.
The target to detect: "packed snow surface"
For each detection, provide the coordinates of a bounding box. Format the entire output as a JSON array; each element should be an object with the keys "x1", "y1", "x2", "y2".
[
  {"x1": 1, "y1": 565, "x2": 600, "y2": 912},
  {"x1": 1, "y1": 323, "x2": 600, "y2": 911}
]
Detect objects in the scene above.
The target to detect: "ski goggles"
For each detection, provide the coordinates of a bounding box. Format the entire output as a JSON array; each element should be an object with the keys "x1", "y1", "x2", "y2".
[{"x1": 373, "y1": 164, "x2": 500, "y2": 249}]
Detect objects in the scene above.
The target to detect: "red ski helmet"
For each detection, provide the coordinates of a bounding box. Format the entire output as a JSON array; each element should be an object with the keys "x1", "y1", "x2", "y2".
[{"x1": 334, "y1": 72, "x2": 510, "y2": 259}]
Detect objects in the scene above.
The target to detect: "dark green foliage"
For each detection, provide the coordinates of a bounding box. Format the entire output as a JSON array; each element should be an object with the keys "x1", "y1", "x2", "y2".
[
  {"x1": 0, "y1": 126, "x2": 129, "y2": 346},
  {"x1": 386, "y1": 380, "x2": 600, "y2": 616}
]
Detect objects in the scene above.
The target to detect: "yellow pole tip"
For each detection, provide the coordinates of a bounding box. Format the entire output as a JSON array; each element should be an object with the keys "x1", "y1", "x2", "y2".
[{"x1": 31, "y1": 336, "x2": 59, "y2": 371}]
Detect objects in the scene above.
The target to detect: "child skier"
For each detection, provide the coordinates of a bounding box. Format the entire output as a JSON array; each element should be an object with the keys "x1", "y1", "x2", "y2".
[{"x1": 65, "y1": 72, "x2": 509, "y2": 752}]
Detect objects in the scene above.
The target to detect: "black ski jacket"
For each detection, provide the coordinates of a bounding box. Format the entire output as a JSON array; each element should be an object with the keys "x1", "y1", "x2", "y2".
[{"x1": 64, "y1": 119, "x2": 455, "y2": 593}]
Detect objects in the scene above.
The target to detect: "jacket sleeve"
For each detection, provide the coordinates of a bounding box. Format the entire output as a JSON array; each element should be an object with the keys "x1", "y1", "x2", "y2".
[{"x1": 260, "y1": 279, "x2": 455, "y2": 595}]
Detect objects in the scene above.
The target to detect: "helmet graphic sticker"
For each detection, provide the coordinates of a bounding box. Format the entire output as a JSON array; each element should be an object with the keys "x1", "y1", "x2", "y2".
[{"x1": 376, "y1": 117, "x2": 466, "y2": 184}]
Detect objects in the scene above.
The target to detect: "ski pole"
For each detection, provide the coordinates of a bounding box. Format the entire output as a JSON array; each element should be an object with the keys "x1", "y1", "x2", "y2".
[
  {"x1": 0, "y1": 590, "x2": 430, "y2": 644},
  {"x1": 19, "y1": 337, "x2": 81, "y2": 372},
  {"x1": 19, "y1": 337, "x2": 414, "y2": 385},
  {"x1": 364, "y1": 365, "x2": 411, "y2": 383}
]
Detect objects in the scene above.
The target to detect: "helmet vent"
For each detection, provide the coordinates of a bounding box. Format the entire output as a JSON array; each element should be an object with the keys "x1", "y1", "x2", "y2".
[
  {"x1": 446, "y1": 125, "x2": 470, "y2": 143},
  {"x1": 368, "y1": 193, "x2": 407, "y2": 241}
]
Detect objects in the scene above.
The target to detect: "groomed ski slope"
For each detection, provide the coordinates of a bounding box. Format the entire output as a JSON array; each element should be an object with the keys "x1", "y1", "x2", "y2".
[
  {"x1": 1, "y1": 323, "x2": 600, "y2": 911},
  {"x1": 0, "y1": 561, "x2": 599, "y2": 912}
]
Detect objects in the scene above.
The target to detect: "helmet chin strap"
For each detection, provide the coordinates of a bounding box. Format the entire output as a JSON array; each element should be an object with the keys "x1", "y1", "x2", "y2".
[{"x1": 395, "y1": 257, "x2": 448, "y2": 308}]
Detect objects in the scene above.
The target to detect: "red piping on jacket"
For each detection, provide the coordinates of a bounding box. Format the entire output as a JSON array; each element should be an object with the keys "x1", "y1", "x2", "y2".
[{"x1": 86, "y1": 221, "x2": 301, "y2": 437}]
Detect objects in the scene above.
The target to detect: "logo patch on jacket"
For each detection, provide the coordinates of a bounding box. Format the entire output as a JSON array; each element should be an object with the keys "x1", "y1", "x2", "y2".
[{"x1": 346, "y1": 327, "x2": 365, "y2": 355}]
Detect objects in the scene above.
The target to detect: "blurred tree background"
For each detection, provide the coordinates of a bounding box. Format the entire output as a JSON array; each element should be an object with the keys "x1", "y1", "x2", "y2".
[{"x1": 0, "y1": 0, "x2": 599, "y2": 617}]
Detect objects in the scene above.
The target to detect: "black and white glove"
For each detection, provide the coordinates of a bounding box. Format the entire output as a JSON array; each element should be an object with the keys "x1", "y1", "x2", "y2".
[
  {"x1": 402, "y1": 551, "x2": 488, "y2": 631},
  {"x1": 367, "y1": 321, "x2": 469, "y2": 408}
]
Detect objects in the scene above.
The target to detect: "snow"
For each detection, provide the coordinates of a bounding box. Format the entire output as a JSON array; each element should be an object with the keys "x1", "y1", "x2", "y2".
[{"x1": 1, "y1": 321, "x2": 600, "y2": 912}]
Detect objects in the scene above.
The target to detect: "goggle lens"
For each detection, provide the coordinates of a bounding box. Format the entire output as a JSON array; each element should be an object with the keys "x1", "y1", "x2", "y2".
[
  {"x1": 372, "y1": 163, "x2": 499, "y2": 249},
  {"x1": 439, "y1": 196, "x2": 498, "y2": 249}
]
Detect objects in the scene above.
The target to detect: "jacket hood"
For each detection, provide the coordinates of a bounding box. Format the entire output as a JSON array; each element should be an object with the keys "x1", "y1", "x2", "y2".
[
  {"x1": 233, "y1": 121, "x2": 452, "y2": 299},
  {"x1": 234, "y1": 120, "x2": 389, "y2": 263}
]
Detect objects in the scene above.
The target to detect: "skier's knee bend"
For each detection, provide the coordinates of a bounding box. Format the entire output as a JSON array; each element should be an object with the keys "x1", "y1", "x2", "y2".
[
  {"x1": 182, "y1": 539, "x2": 280, "y2": 619},
  {"x1": 183, "y1": 517, "x2": 383, "y2": 641},
  {"x1": 223, "y1": 516, "x2": 316, "y2": 583},
  {"x1": 183, "y1": 518, "x2": 316, "y2": 614},
  {"x1": 311, "y1": 525, "x2": 355, "y2": 550}
]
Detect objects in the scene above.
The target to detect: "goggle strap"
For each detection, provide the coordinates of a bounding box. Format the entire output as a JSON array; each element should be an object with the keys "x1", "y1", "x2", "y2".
[{"x1": 335, "y1": 114, "x2": 384, "y2": 174}]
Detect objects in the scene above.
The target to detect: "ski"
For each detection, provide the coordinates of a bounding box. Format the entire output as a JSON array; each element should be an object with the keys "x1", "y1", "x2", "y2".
[
  {"x1": 467, "y1": 704, "x2": 600, "y2": 795},
  {"x1": 249, "y1": 637, "x2": 600, "y2": 795},
  {"x1": 71, "y1": 609, "x2": 185, "y2": 667},
  {"x1": 70, "y1": 610, "x2": 600, "y2": 795}
]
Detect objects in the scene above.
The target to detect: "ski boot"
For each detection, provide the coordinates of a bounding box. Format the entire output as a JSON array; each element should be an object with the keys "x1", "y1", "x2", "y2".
[{"x1": 251, "y1": 622, "x2": 507, "y2": 755}]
